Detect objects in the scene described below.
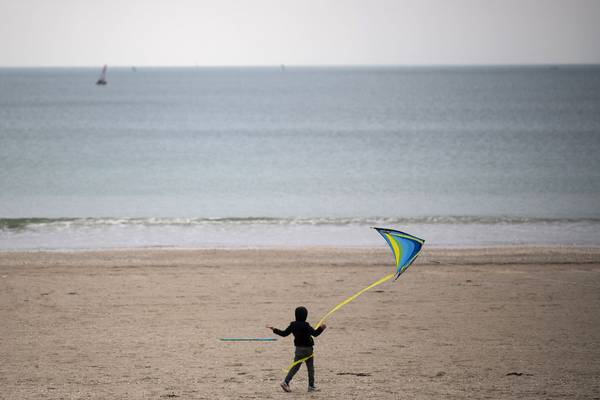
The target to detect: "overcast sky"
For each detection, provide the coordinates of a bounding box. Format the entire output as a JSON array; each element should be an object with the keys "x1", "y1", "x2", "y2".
[{"x1": 1, "y1": 0, "x2": 599, "y2": 67}]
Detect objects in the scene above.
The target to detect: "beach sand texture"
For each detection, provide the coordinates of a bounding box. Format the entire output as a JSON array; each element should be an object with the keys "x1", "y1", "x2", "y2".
[{"x1": 1, "y1": 247, "x2": 599, "y2": 399}]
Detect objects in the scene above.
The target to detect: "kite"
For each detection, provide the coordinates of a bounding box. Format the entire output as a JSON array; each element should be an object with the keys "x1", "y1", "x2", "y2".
[
  {"x1": 374, "y1": 227, "x2": 425, "y2": 280},
  {"x1": 286, "y1": 227, "x2": 425, "y2": 371}
]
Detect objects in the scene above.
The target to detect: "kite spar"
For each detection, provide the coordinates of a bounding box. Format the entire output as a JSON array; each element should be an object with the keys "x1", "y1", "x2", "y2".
[{"x1": 285, "y1": 227, "x2": 424, "y2": 371}]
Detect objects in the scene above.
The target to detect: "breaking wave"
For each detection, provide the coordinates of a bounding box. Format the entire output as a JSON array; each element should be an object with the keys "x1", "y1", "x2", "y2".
[{"x1": 2, "y1": 216, "x2": 599, "y2": 231}]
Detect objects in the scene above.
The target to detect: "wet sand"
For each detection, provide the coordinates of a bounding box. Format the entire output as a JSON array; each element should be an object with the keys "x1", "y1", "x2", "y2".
[{"x1": 1, "y1": 247, "x2": 599, "y2": 399}]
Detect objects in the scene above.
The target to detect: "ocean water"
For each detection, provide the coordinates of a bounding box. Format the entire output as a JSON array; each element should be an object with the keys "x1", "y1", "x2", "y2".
[{"x1": 1, "y1": 66, "x2": 599, "y2": 249}]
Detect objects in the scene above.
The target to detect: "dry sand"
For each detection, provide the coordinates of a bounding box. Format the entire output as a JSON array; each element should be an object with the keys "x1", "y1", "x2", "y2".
[{"x1": 1, "y1": 247, "x2": 599, "y2": 399}]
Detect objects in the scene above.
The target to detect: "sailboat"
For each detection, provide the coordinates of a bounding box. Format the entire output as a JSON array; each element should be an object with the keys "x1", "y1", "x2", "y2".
[{"x1": 96, "y1": 65, "x2": 107, "y2": 85}]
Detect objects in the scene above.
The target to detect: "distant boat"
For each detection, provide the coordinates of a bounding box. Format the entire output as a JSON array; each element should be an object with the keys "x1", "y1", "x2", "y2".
[{"x1": 96, "y1": 65, "x2": 107, "y2": 85}]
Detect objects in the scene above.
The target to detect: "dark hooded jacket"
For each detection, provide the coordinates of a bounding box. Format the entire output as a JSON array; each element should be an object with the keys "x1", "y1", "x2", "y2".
[{"x1": 272, "y1": 306, "x2": 325, "y2": 347}]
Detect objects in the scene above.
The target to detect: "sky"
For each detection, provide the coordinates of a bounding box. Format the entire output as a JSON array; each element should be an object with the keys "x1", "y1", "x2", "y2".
[{"x1": 0, "y1": 0, "x2": 599, "y2": 67}]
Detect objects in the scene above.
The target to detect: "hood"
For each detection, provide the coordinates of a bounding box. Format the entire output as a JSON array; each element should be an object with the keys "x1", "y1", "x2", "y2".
[{"x1": 295, "y1": 306, "x2": 308, "y2": 321}]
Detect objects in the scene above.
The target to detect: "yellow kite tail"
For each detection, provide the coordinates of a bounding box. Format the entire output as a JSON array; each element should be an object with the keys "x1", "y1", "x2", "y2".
[
  {"x1": 315, "y1": 272, "x2": 395, "y2": 329},
  {"x1": 284, "y1": 353, "x2": 314, "y2": 372}
]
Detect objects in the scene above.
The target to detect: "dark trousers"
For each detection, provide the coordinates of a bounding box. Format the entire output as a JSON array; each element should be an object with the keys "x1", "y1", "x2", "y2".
[{"x1": 284, "y1": 346, "x2": 314, "y2": 386}]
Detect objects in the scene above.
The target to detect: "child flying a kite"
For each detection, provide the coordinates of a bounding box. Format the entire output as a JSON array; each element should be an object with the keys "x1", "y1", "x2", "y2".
[
  {"x1": 265, "y1": 228, "x2": 423, "y2": 392},
  {"x1": 267, "y1": 306, "x2": 327, "y2": 392}
]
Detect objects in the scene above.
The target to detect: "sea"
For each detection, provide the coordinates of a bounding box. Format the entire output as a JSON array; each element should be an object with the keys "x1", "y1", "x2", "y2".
[{"x1": 1, "y1": 66, "x2": 599, "y2": 250}]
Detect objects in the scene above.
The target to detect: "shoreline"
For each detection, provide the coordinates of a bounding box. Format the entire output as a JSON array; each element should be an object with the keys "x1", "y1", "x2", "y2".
[
  {"x1": 3, "y1": 219, "x2": 600, "y2": 250},
  {"x1": 2, "y1": 243, "x2": 600, "y2": 253},
  {"x1": 2, "y1": 245, "x2": 600, "y2": 262}
]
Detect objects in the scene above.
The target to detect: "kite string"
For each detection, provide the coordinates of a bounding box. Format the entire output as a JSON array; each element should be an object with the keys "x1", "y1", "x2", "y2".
[
  {"x1": 315, "y1": 272, "x2": 395, "y2": 328},
  {"x1": 285, "y1": 272, "x2": 395, "y2": 372}
]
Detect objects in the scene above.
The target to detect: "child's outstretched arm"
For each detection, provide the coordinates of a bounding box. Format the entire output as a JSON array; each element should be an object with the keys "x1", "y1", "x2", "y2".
[{"x1": 266, "y1": 324, "x2": 292, "y2": 337}]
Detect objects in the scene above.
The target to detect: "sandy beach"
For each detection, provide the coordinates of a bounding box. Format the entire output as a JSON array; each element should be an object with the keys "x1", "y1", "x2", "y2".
[{"x1": 1, "y1": 247, "x2": 599, "y2": 399}]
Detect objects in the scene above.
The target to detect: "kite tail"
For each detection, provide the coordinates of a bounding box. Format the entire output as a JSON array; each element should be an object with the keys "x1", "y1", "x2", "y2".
[
  {"x1": 285, "y1": 354, "x2": 314, "y2": 372},
  {"x1": 315, "y1": 272, "x2": 395, "y2": 329}
]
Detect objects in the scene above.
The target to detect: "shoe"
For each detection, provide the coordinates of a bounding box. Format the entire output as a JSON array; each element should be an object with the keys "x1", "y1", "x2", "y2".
[
  {"x1": 308, "y1": 385, "x2": 319, "y2": 392},
  {"x1": 280, "y1": 381, "x2": 291, "y2": 392}
]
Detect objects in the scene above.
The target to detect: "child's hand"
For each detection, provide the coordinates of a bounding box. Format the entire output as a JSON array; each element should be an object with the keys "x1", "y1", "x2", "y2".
[
  {"x1": 321, "y1": 324, "x2": 327, "y2": 330},
  {"x1": 266, "y1": 325, "x2": 274, "y2": 331}
]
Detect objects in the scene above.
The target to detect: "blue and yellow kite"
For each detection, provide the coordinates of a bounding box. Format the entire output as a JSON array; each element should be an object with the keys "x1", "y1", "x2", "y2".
[{"x1": 373, "y1": 227, "x2": 425, "y2": 280}]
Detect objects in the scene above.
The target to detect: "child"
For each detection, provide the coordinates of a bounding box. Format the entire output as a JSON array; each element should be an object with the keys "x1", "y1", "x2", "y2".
[{"x1": 267, "y1": 306, "x2": 327, "y2": 392}]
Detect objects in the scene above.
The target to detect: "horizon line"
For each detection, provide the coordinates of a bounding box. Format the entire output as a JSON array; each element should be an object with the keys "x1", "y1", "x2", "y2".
[{"x1": 1, "y1": 62, "x2": 600, "y2": 69}]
